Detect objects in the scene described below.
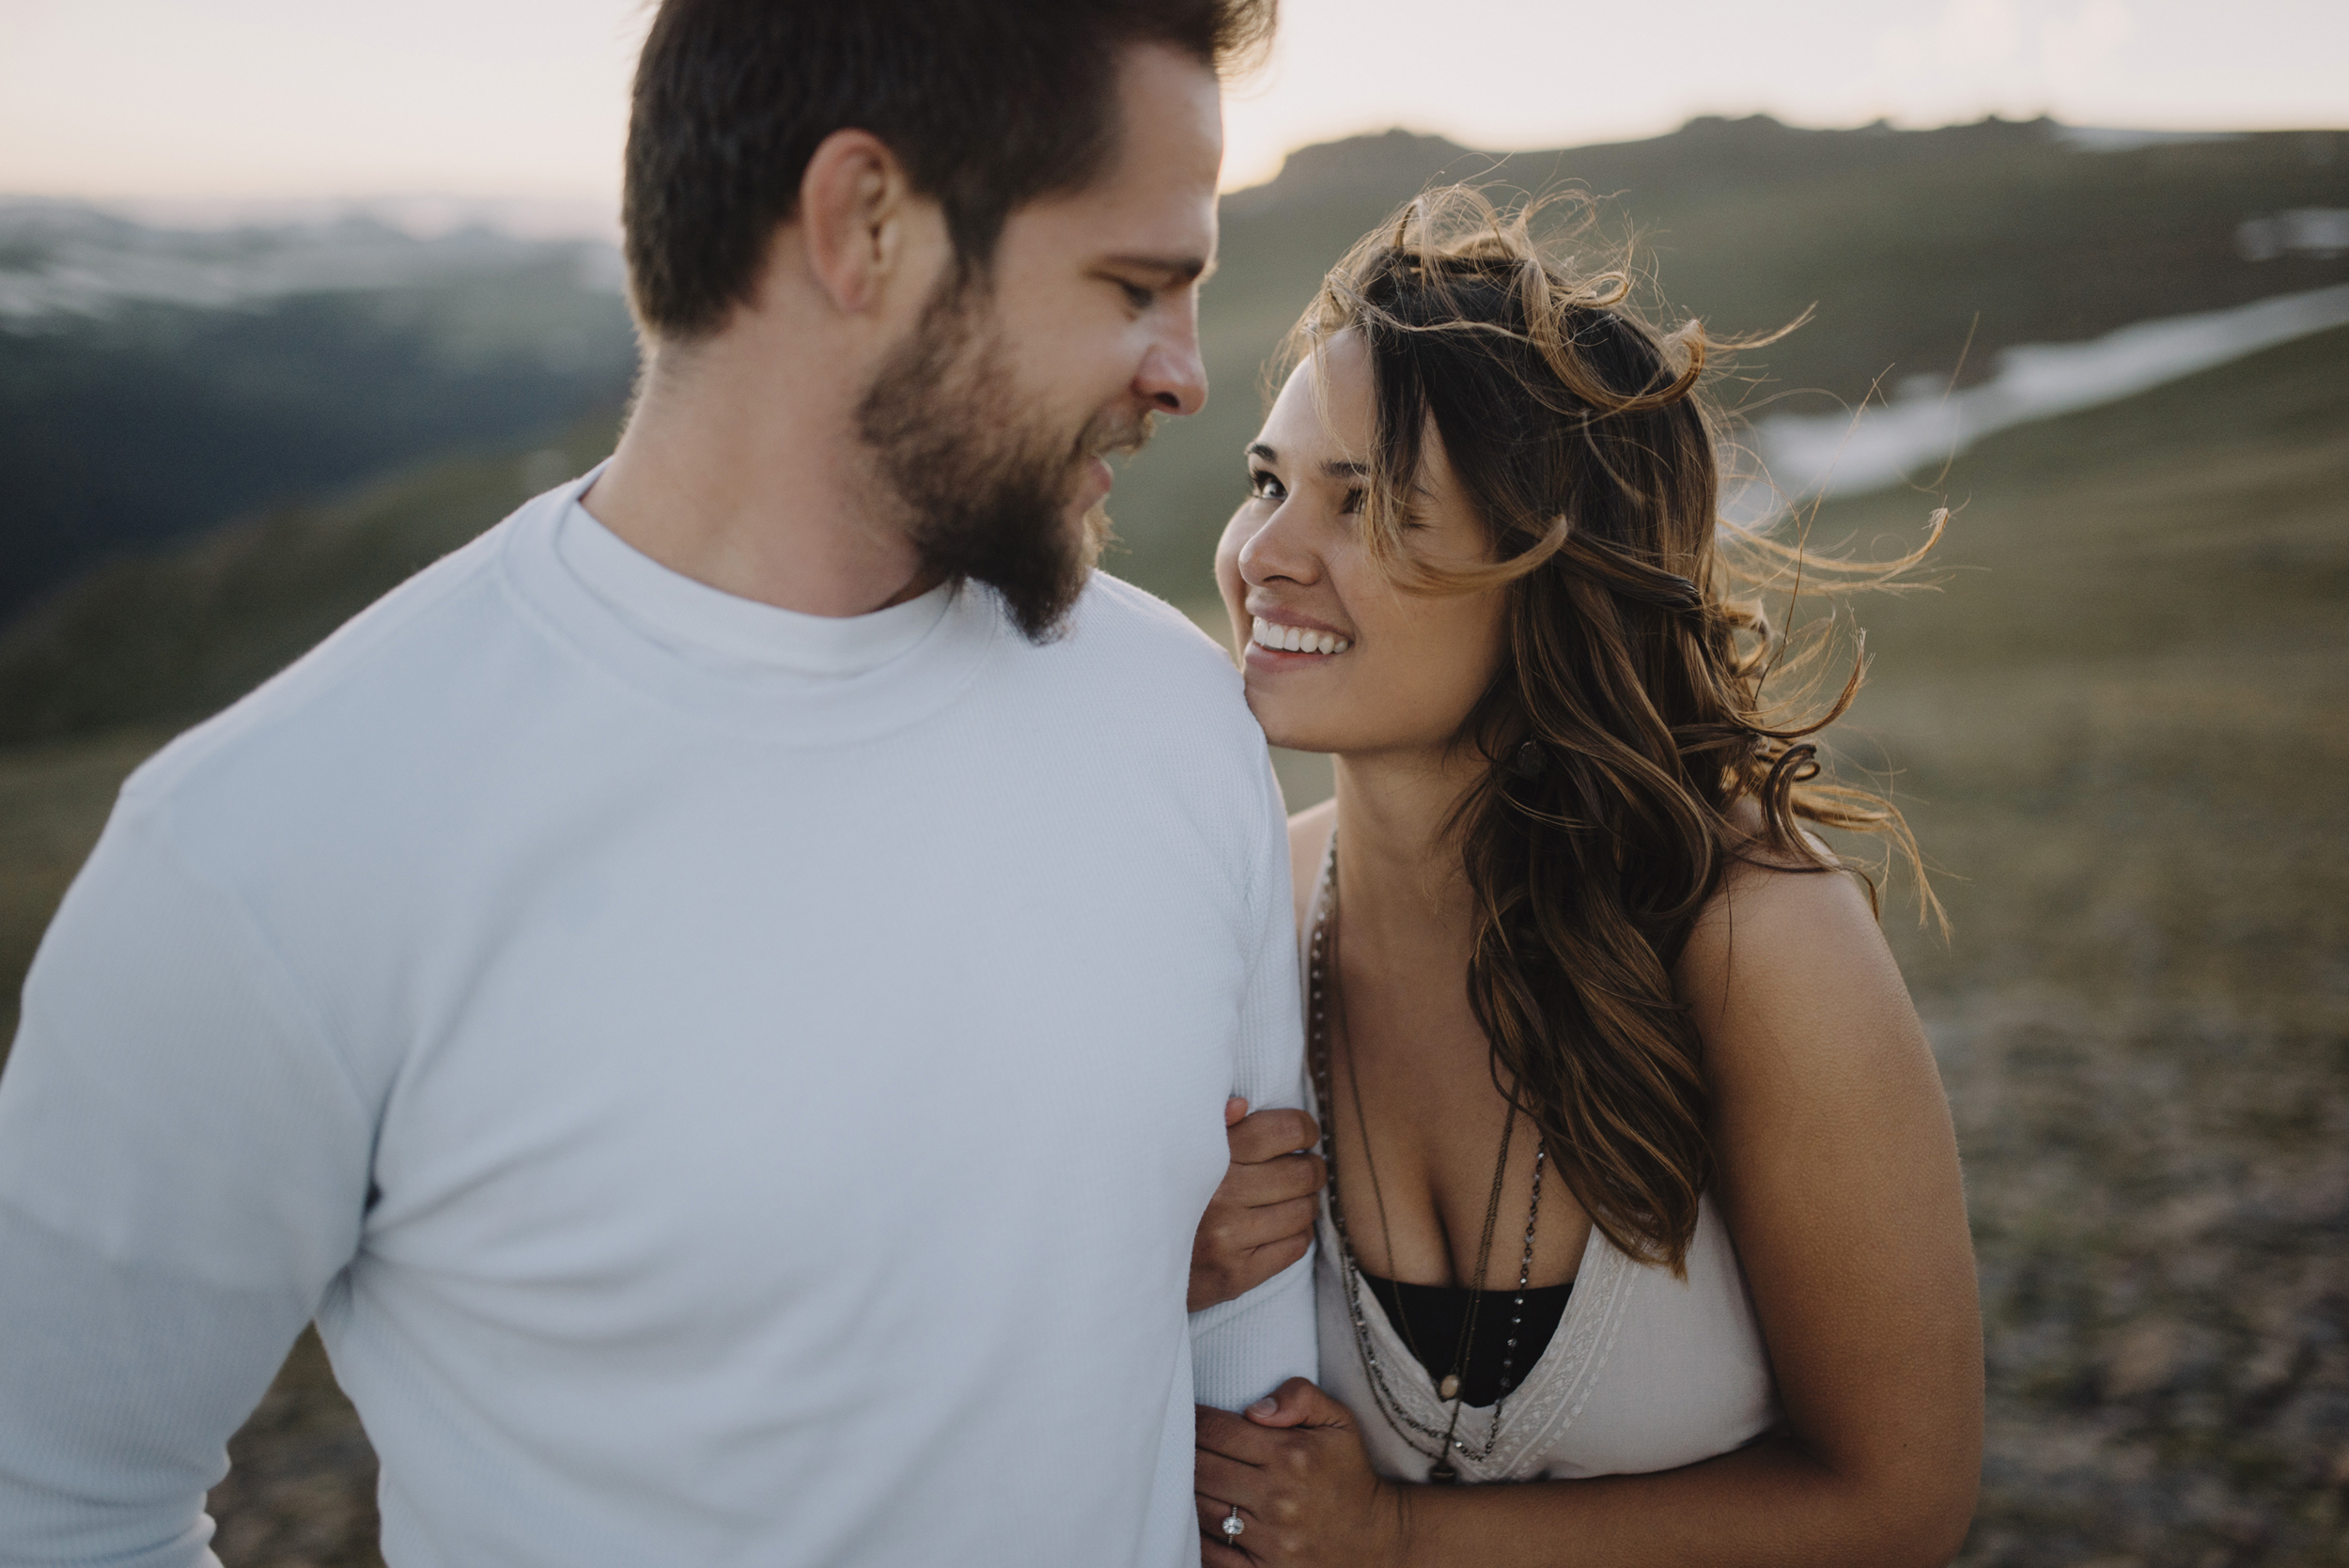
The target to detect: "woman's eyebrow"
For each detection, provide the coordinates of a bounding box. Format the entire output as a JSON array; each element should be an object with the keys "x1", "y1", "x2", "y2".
[{"x1": 1247, "y1": 443, "x2": 1369, "y2": 482}]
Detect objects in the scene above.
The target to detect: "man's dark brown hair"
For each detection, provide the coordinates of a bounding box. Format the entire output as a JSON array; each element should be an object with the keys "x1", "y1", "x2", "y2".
[{"x1": 623, "y1": 0, "x2": 1275, "y2": 342}]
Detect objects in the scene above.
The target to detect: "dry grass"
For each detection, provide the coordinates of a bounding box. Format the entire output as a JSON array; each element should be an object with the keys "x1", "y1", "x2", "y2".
[
  {"x1": 205, "y1": 1328, "x2": 383, "y2": 1568},
  {"x1": 1862, "y1": 654, "x2": 2349, "y2": 1566}
]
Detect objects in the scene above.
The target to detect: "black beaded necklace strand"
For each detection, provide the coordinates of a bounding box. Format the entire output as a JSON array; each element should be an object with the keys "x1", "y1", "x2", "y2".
[{"x1": 1311, "y1": 841, "x2": 1546, "y2": 1483}]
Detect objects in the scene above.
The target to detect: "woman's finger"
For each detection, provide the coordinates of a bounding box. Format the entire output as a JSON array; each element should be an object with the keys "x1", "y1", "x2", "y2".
[
  {"x1": 1194, "y1": 1445, "x2": 1269, "y2": 1504},
  {"x1": 1243, "y1": 1232, "x2": 1311, "y2": 1280},
  {"x1": 1246, "y1": 1154, "x2": 1326, "y2": 1206},
  {"x1": 1196, "y1": 1403, "x2": 1285, "y2": 1465},
  {"x1": 1227, "y1": 1108, "x2": 1319, "y2": 1163},
  {"x1": 1252, "y1": 1375, "x2": 1355, "y2": 1430},
  {"x1": 1253, "y1": 1192, "x2": 1318, "y2": 1235},
  {"x1": 1218, "y1": 1151, "x2": 1325, "y2": 1213},
  {"x1": 1193, "y1": 1495, "x2": 1260, "y2": 1564},
  {"x1": 1221, "y1": 1194, "x2": 1317, "y2": 1250},
  {"x1": 1202, "y1": 1532, "x2": 1254, "y2": 1566}
]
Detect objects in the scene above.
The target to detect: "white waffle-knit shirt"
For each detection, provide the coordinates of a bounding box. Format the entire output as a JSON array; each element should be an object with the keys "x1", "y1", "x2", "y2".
[{"x1": 0, "y1": 475, "x2": 1315, "y2": 1568}]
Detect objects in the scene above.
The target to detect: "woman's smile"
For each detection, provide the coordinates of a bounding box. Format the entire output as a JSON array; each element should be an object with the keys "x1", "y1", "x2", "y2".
[{"x1": 1247, "y1": 614, "x2": 1352, "y2": 658}]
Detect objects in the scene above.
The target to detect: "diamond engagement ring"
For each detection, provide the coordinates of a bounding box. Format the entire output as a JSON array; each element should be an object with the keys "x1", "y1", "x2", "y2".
[{"x1": 1221, "y1": 1504, "x2": 1245, "y2": 1545}]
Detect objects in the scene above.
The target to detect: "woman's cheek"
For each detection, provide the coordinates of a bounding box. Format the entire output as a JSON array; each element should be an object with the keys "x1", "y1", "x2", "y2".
[{"x1": 1213, "y1": 509, "x2": 1253, "y2": 652}]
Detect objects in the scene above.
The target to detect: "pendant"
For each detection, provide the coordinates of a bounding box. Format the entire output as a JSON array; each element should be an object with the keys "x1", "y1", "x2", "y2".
[
  {"x1": 1428, "y1": 1456, "x2": 1459, "y2": 1484},
  {"x1": 1438, "y1": 1374, "x2": 1461, "y2": 1401}
]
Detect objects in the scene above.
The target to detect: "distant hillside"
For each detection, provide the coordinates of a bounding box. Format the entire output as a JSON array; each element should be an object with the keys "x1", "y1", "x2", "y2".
[
  {"x1": 1106, "y1": 116, "x2": 2349, "y2": 592},
  {"x1": 3, "y1": 116, "x2": 2342, "y2": 744},
  {"x1": 0, "y1": 204, "x2": 638, "y2": 620},
  {"x1": 0, "y1": 411, "x2": 619, "y2": 744}
]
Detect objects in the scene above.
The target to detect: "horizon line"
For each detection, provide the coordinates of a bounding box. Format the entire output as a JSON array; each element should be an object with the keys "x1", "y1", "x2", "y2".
[{"x1": 2, "y1": 113, "x2": 2338, "y2": 242}]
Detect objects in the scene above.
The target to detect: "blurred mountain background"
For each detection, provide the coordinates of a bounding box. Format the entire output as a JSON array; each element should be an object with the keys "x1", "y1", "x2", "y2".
[
  {"x1": 0, "y1": 205, "x2": 637, "y2": 624},
  {"x1": 2, "y1": 113, "x2": 2346, "y2": 1566}
]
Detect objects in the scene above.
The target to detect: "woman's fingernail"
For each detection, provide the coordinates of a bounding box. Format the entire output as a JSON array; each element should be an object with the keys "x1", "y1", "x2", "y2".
[{"x1": 1248, "y1": 1397, "x2": 1277, "y2": 1418}]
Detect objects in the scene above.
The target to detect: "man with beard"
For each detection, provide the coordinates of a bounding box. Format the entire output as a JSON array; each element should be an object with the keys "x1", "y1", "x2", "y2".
[{"x1": 0, "y1": 3, "x2": 1320, "y2": 1565}]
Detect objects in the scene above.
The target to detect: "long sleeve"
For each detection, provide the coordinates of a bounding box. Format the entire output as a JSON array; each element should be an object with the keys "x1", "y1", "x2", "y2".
[
  {"x1": 1187, "y1": 754, "x2": 1318, "y2": 1411},
  {"x1": 0, "y1": 800, "x2": 374, "y2": 1568}
]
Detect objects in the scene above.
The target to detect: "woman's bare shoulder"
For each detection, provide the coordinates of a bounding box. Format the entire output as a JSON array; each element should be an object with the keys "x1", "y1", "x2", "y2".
[
  {"x1": 1674, "y1": 802, "x2": 1924, "y2": 1131},
  {"x1": 1285, "y1": 798, "x2": 1337, "y2": 936},
  {"x1": 1679, "y1": 799, "x2": 1892, "y2": 1027}
]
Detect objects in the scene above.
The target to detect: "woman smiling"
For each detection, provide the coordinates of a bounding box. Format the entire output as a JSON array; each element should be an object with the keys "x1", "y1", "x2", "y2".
[{"x1": 1193, "y1": 190, "x2": 1983, "y2": 1567}]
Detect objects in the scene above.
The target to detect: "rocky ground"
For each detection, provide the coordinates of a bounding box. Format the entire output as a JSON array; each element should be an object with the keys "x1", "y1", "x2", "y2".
[
  {"x1": 206, "y1": 1331, "x2": 381, "y2": 1568},
  {"x1": 1949, "y1": 987, "x2": 2349, "y2": 1567},
  {"x1": 1879, "y1": 658, "x2": 2349, "y2": 1568}
]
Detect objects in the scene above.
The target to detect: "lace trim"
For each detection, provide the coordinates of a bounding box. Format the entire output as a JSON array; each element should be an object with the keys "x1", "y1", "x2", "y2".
[
  {"x1": 1322, "y1": 1199, "x2": 1637, "y2": 1483},
  {"x1": 1478, "y1": 1224, "x2": 1638, "y2": 1476}
]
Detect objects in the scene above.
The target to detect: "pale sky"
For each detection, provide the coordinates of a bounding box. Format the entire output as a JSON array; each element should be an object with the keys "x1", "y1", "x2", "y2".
[{"x1": 2, "y1": 0, "x2": 2341, "y2": 233}]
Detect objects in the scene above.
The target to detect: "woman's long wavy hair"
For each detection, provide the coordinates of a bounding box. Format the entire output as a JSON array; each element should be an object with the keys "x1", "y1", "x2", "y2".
[{"x1": 1294, "y1": 187, "x2": 1942, "y2": 1274}]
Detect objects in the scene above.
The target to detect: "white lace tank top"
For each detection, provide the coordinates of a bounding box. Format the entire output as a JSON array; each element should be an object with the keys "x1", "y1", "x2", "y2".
[{"x1": 1302, "y1": 840, "x2": 1781, "y2": 1483}]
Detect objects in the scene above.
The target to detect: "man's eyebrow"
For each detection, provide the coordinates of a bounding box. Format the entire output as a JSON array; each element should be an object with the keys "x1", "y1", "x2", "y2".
[{"x1": 1108, "y1": 253, "x2": 1215, "y2": 286}]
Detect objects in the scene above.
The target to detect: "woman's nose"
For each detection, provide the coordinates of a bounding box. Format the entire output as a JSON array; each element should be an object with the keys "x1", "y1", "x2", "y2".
[{"x1": 1238, "y1": 505, "x2": 1319, "y2": 587}]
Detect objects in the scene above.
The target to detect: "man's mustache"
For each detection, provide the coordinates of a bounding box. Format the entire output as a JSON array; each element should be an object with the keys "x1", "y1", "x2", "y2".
[{"x1": 1081, "y1": 409, "x2": 1159, "y2": 463}]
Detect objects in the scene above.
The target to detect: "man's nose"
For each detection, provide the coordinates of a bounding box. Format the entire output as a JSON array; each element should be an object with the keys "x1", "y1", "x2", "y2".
[{"x1": 1134, "y1": 313, "x2": 1207, "y2": 418}]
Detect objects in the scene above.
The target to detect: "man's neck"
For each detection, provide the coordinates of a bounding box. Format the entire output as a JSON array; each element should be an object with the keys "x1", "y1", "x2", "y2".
[{"x1": 581, "y1": 338, "x2": 933, "y2": 619}]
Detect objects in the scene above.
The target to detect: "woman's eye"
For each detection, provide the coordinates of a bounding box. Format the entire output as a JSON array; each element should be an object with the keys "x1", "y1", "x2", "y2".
[
  {"x1": 1339, "y1": 487, "x2": 1364, "y2": 515},
  {"x1": 1248, "y1": 469, "x2": 1286, "y2": 502},
  {"x1": 1117, "y1": 280, "x2": 1154, "y2": 312}
]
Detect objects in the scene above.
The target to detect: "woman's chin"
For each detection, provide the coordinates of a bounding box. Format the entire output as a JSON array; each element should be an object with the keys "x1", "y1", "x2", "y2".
[{"x1": 1239, "y1": 694, "x2": 1339, "y2": 756}]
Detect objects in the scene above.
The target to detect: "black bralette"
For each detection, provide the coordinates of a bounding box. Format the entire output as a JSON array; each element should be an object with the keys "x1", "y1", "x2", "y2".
[{"x1": 1356, "y1": 1270, "x2": 1576, "y2": 1408}]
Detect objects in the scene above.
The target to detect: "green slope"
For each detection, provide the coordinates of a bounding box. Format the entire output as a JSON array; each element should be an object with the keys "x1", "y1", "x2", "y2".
[
  {"x1": 0, "y1": 410, "x2": 622, "y2": 744},
  {"x1": 0, "y1": 244, "x2": 638, "y2": 618}
]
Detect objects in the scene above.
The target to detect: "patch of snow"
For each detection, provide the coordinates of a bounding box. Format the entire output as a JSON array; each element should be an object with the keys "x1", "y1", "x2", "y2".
[
  {"x1": 1738, "y1": 284, "x2": 2349, "y2": 514},
  {"x1": 2237, "y1": 210, "x2": 2349, "y2": 262},
  {"x1": 2052, "y1": 127, "x2": 2246, "y2": 153}
]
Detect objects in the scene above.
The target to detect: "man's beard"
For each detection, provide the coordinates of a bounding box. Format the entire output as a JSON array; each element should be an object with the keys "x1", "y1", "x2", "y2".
[{"x1": 855, "y1": 278, "x2": 1153, "y2": 644}]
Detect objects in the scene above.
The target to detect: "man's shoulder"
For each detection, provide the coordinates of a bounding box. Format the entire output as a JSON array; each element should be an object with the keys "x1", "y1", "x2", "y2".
[
  {"x1": 123, "y1": 508, "x2": 541, "y2": 829},
  {"x1": 1066, "y1": 572, "x2": 1238, "y2": 688},
  {"x1": 1050, "y1": 574, "x2": 1269, "y2": 761}
]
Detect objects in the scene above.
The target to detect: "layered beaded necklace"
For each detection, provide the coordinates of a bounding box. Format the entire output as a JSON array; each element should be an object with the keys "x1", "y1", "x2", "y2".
[{"x1": 1309, "y1": 843, "x2": 1546, "y2": 1483}]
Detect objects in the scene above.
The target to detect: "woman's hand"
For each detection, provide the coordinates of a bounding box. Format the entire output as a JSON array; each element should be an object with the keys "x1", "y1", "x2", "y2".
[
  {"x1": 1194, "y1": 1378, "x2": 1408, "y2": 1566},
  {"x1": 1189, "y1": 1099, "x2": 1325, "y2": 1312}
]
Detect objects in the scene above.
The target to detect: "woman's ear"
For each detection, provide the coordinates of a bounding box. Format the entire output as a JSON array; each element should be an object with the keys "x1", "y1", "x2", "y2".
[{"x1": 794, "y1": 129, "x2": 922, "y2": 316}]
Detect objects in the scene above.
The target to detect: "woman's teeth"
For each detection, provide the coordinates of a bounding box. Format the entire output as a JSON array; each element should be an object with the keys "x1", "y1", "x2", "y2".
[{"x1": 1252, "y1": 616, "x2": 1350, "y2": 656}]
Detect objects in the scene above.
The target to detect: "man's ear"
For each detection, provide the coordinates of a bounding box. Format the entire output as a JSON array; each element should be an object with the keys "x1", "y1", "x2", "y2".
[{"x1": 796, "y1": 129, "x2": 923, "y2": 317}]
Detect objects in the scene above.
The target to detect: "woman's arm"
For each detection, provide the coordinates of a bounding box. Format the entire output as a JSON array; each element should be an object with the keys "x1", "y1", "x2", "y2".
[{"x1": 1195, "y1": 862, "x2": 1983, "y2": 1567}]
